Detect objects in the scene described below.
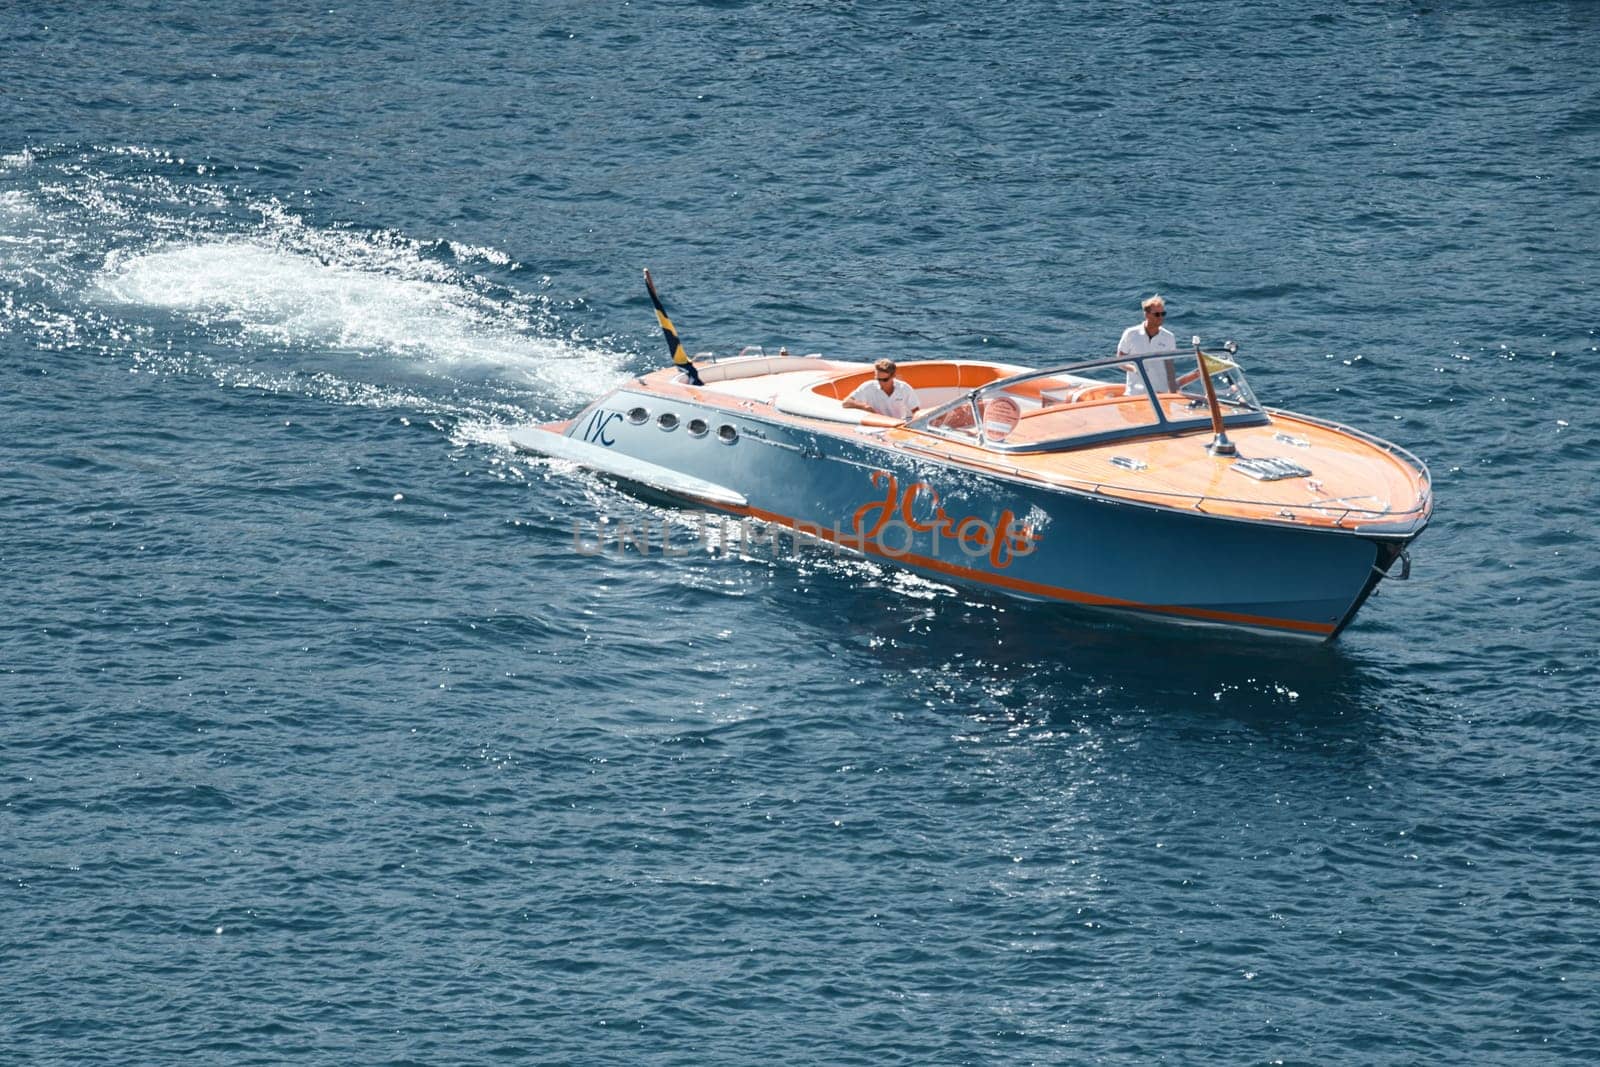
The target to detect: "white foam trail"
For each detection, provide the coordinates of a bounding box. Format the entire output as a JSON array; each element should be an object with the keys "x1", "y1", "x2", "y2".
[
  {"x1": 0, "y1": 192, "x2": 45, "y2": 272},
  {"x1": 4, "y1": 148, "x2": 632, "y2": 417},
  {"x1": 93, "y1": 238, "x2": 628, "y2": 402},
  {"x1": 451, "y1": 417, "x2": 524, "y2": 452}
]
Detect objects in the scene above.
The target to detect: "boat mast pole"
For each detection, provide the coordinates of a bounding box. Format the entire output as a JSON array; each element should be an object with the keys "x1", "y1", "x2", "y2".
[
  {"x1": 1192, "y1": 336, "x2": 1236, "y2": 456},
  {"x1": 644, "y1": 268, "x2": 703, "y2": 387}
]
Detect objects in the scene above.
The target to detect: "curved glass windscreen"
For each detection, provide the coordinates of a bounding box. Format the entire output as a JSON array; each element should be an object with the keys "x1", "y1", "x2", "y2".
[{"x1": 910, "y1": 351, "x2": 1265, "y2": 452}]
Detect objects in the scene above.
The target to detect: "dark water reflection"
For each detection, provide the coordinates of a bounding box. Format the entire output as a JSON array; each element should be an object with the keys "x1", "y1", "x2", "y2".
[{"x1": 768, "y1": 562, "x2": 1401, "y2": 733}]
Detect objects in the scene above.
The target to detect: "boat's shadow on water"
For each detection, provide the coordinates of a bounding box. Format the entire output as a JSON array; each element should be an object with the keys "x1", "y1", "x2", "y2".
[{"x1": 806, "y1": 577, "x2": 1401, "y2": 730}]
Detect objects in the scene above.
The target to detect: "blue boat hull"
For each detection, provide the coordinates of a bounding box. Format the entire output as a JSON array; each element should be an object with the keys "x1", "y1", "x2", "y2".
[{"x1": 542, "y1": 390, "x2": 1417, "y2": 640}]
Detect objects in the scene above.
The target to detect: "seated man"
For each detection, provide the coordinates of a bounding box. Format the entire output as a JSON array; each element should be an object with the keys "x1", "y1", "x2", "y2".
[
  {"x1": 843, "y1": 358, "x2": 921, "y2": 419},
  {"x1": 1117, "y1": 294, "x2": 1178, "y2": 394}
]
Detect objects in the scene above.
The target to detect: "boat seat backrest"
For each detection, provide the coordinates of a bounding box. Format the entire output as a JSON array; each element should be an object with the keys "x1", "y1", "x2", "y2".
[
  {"x1": 696, "y1": 355, "x2": 833, "y2": 384},
  {"x1": 917, "y1": 386, "x2": 970, "y2": 408},
  {"x1": 817, "y1": 361, "x2": 1016, "y2": 400}
]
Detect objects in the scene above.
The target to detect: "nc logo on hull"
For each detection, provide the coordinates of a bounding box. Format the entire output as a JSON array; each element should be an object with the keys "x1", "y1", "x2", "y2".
[{"x1": 580, "y1": 409, "x2": 624, "y2": 447}]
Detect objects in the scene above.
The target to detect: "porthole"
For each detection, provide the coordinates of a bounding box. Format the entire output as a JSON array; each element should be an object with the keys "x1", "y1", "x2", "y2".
[
  {"x1": 626, "y1": 406, "x2": 648, "y2": 425},
  {"x1": 716, "y1": 424, "x2": 739, "y2": 445},
  {"x1": 687, "y1": 418, "x2": 709, "y2": 438},
  {"x1": 657, "y1": 412, "x2": 679, "y2": 431}
]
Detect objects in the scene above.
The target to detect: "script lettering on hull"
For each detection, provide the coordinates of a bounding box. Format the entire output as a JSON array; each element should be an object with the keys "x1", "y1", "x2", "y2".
[{"x1": 850, "y1": 470, "x2": 1041, "y2": 568}]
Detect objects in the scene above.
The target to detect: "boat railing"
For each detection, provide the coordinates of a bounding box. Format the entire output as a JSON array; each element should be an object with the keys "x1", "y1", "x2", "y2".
[
  {"x1": 1273, "y1": 408, "x2": 1433, "y2": 501},
  {"x1": 1267, "y1": 404, "x2": 1433, "y2": 521},
  {"x1": 897, "y1": 440, "x2": 1431, "y2": 531}
]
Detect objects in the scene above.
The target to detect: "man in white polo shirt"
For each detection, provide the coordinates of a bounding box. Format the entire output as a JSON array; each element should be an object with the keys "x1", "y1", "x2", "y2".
[
  {"x1": 843, "y1": 358, "x2": 921, "y2": 419},
  {"x1": 1116, "y1": 294, "x2": 1178, "y2": 394}
]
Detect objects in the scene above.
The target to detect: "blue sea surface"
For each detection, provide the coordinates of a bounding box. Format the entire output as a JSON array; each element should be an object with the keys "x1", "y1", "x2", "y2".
[{"x1": 3, "y1": 1, "x2": 1598, "y2": 1062}]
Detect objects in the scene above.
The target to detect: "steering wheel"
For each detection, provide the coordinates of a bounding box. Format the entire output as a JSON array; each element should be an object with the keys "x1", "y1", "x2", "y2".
[{"x1": 1069, "y1": 384, "x2": 1121, "y2": 404}]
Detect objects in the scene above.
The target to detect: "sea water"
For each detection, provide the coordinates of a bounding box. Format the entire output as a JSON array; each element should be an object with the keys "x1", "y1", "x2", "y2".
[{"x1": 3, "y1": 2, "x2": 1597, "y2": 1062}]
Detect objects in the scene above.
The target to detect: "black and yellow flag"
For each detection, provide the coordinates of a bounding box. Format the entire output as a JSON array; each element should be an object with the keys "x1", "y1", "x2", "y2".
[{"x1": 643, "y1": 269, "x2": 702, "y2": 386}]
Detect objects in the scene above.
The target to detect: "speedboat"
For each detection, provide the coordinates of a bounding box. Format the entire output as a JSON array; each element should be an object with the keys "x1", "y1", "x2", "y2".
[{"x1": 511, "y1": 275, "x2": 1432, "y2": 640}]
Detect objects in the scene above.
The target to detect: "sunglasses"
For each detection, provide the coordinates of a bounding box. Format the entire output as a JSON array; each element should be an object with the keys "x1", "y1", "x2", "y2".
[
  {"x1": 1147, "y1": 309, "x2": 1165, "y2": 317},
  {"x1": 876, "y1": 372, "x2": 894, "y2": 379}
]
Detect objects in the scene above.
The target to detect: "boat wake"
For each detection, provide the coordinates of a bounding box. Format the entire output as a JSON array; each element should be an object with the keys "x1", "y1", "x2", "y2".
[{"x1": 0, "y1": 144, "x2": 631, "y2": 435}]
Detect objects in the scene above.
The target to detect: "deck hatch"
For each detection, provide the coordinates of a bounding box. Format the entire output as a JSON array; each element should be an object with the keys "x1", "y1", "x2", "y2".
[{"x1": 1232, "y1": 457, "x2": 1312, "y2": 481}]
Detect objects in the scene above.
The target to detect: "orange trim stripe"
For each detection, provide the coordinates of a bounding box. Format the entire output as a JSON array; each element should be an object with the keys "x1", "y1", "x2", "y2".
[{"x1": 711, "y1": 500, "x2": 1337, "y2": 636}]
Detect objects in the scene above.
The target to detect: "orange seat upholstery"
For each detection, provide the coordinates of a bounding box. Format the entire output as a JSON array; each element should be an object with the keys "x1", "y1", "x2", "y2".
[{"x1": 817, "y1": 361, "x2": 1014, "y2": 401}]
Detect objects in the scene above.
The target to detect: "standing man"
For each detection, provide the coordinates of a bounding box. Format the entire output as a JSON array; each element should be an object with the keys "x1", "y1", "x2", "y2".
[
  {"x1": 1117, "y1": 294, "x2": 1178, "y2": 394},
  {"x1": 843, "y1": 358, "x2": 921, "y2": 419}
]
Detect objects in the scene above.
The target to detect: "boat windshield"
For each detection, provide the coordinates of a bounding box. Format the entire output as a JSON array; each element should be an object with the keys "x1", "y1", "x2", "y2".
[{"x1": 908, "y1": 350, "x2": 1267, "y2": 452}]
